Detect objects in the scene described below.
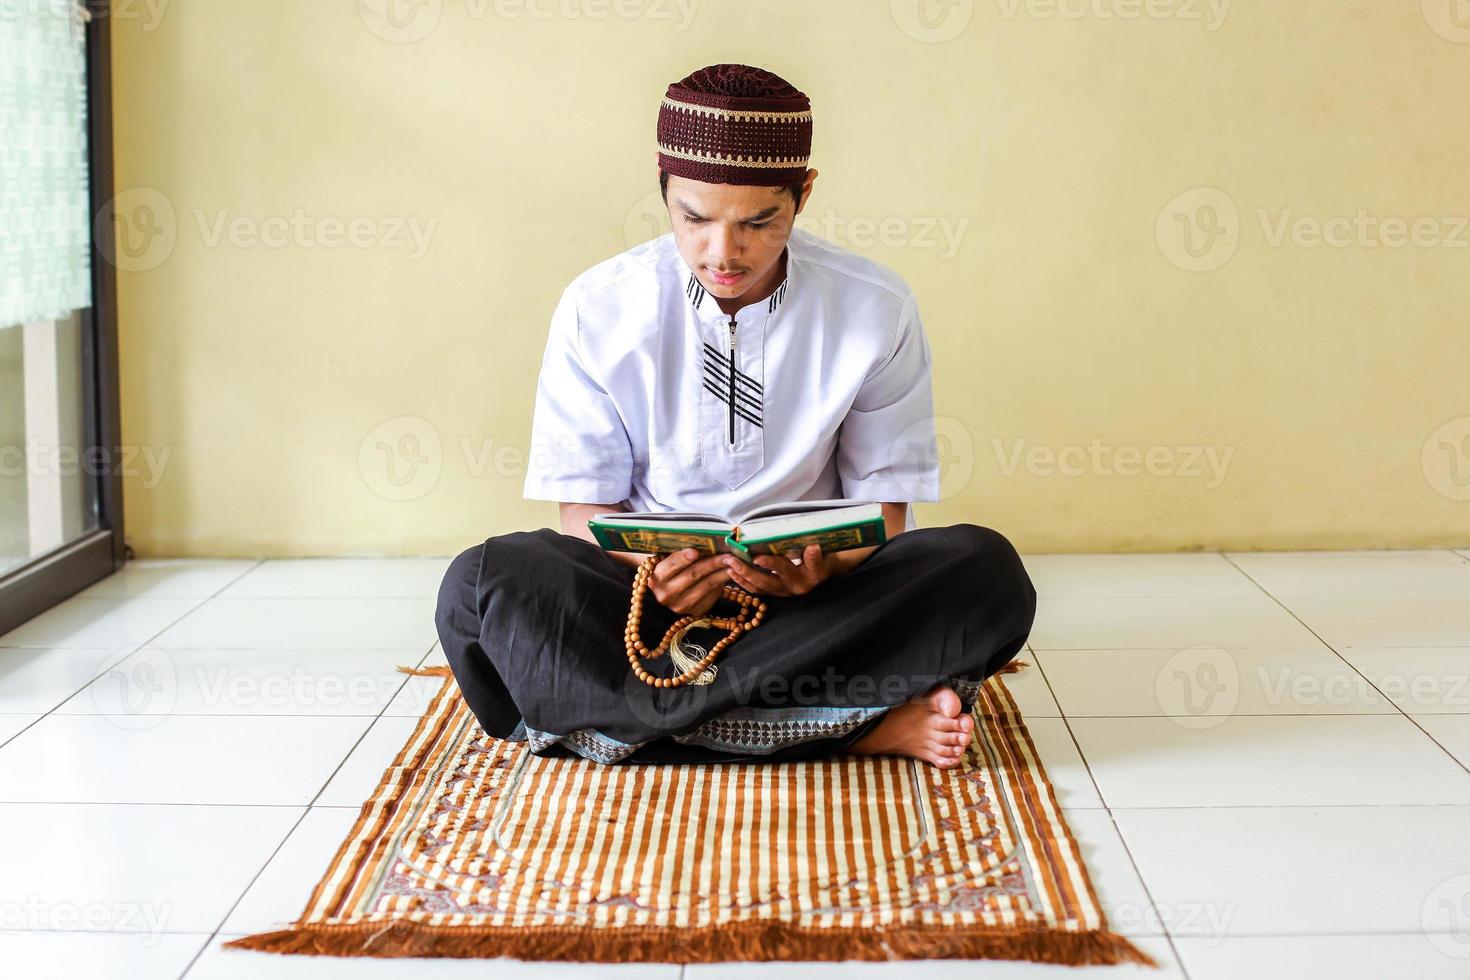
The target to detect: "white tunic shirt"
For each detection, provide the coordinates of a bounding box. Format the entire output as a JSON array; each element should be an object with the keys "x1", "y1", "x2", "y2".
[{"x1": 522, "y1": 226, "x2": 941, "y2": 531}]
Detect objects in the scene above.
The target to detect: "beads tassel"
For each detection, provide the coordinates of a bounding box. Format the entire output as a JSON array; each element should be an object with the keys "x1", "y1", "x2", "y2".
[{"x1": 625, "y1": 554, "x2": 767, "y2": 688}]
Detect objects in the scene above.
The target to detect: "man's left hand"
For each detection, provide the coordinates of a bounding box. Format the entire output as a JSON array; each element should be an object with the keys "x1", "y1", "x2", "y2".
[{"x1": 721, "y1": 545, "x2": 829, "y2": 597}]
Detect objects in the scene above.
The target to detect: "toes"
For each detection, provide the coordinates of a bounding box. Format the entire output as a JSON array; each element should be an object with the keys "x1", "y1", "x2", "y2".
[
  {"x1": 933, "y1": 713, "x2": 974, "y2": 735},
  {"x1": 928, "y1": 685, "x2": 963, "y2": 718},
  {"x1": 927, "y1": 738, "x2": 967, "y2": 759},
  {"x1": 919, "y1": 735, "x2": 968, "y2": 768}
]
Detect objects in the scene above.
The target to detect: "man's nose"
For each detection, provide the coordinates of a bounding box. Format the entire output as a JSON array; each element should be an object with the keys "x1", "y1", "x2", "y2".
[{"x1": 706, "y1": 223, "x2": 741, "y2": 262}]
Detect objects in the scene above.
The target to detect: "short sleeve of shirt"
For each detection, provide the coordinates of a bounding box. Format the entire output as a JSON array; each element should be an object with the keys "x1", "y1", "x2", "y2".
[
  {"x1": 522, "y1": 286, "x2": 635, "y2": 504},
  {"x1": 835, "y1": 290, "x2": 942, "y2": 502}
]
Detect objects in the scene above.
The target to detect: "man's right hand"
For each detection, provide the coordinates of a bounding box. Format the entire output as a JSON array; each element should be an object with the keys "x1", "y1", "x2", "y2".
[{"x1": 647, "y1": 548, "x2": 734, "y2": 617}]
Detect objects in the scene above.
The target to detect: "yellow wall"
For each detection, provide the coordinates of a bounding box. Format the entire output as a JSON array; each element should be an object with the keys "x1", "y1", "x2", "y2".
[{"x1": 109, "y1": 0, "x2": 1470, "y2": 556}]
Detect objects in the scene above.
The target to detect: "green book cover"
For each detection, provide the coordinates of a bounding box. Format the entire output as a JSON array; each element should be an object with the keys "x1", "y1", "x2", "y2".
[{"x1": 587, "y1": 506, "x2": 886, "y2": 565}]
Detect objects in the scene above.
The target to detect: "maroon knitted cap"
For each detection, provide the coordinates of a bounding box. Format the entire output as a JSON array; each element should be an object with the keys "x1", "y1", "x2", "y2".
[{"x1": 657, "y1": 64, "x2": 812, "y2": 186}]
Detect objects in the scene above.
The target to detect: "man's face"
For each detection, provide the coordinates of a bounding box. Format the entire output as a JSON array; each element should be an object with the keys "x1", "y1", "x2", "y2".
[{"x1": 664, "y1": 172, "x2": 810, "y2": 302}]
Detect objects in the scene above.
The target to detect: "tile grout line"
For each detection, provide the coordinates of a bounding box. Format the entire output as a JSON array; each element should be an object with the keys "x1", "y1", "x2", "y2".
[
  {"x1": 177, "y1": 632, "x2": 441, "y2": 978},
  {"x1": 0, "y1": 560, "x2": 268, "y2": 754},
  {"x1": 1029, "y1": 641, "x2": 1194, "y2": 977},
  {"x1": 1030, "y1": 643, "x2": 1470, "y2": 651},
  {"x1": 10, "y1": 798, "x2": 1469, "y2": 811},
  {"x1": 0, "y1": 557, "x2": 271, "y2": 979},
  {"x1": 1219, "y1": 553, "x2": 1470, "y2": 779},
  {"x1": 1041, "y1": 553, "x2": 1465, "y2": 965},
  {"x1": 12, "y1": 554, "x2": 1463, "y2": 973},
  {"x1": 1032, "y1": 546, "x2": 1277, "y2": 972}
]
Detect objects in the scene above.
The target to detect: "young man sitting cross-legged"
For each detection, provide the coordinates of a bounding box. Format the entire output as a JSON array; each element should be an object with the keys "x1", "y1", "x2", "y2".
[{"x1": 435, "y1": 63, "x2": 1037, "y2": 767}]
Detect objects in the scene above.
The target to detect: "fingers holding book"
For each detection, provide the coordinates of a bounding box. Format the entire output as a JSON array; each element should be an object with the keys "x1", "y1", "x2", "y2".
[
  {"x1": 721, "y1": 544, "x2": 829, "y2": 598},
  {"x1": 648, "y1": 548, "x2": 735, "y2": 617}
]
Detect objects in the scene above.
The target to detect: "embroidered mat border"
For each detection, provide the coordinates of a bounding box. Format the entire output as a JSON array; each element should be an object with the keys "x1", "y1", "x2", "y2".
[{"x1": 227, "y1": 664, "x2": 1156, "y2": 968}]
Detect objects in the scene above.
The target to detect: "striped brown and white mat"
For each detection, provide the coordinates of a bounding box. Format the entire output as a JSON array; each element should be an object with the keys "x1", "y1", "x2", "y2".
[{"x1": 227, "y1": 664, "x2": 1155, "y2": 967}]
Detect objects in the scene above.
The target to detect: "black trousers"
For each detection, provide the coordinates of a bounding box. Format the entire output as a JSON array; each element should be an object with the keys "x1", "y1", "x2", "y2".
[{"x1": 434, "y1": 523, "x2": 1036, "y2": 765}]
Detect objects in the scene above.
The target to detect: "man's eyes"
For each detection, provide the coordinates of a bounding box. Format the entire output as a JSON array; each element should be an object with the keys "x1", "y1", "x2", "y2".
[{"x1": 684, "y1": 217, "x2": 772, "y2": 228}]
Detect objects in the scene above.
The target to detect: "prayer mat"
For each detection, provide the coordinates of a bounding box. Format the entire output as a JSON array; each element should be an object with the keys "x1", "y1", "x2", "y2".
[{"x1": 226, "y1": 663, "x2": 1155, "y2": 967}]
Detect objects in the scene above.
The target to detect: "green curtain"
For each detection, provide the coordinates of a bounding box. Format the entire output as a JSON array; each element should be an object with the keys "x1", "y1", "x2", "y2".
[{"x1": 0, "y1": 2, "x2": 92, "y2": 328}]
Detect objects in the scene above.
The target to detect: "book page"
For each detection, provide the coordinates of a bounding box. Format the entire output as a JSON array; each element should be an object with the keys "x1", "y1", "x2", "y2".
[
  {"x1": 735, "y1": 498, "x2": 872, "y2": 524},
  {"x1": 592, "y1": 512, "x2": 728, "y2": 528}
]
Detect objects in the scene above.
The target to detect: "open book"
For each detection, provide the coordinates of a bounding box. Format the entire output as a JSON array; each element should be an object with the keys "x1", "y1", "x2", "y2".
[{"x1": 587, "y1": 499, "x2": 885, "y2": 565}]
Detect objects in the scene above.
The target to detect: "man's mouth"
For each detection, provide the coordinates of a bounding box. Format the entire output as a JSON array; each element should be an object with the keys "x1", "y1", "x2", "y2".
[{"x1": 708, "y1": 269, "x2": 745, "y2": 285}]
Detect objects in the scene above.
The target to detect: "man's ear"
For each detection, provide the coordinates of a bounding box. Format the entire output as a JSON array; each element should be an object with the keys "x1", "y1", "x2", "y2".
[{"x1": 795, "y1": 168, "x2": 818, "y2": 217}]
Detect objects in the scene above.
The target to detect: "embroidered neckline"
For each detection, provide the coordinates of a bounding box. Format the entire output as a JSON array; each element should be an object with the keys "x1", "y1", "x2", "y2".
[{"x1": 684, "y1": 248, "x2": 791, "y2": 319}]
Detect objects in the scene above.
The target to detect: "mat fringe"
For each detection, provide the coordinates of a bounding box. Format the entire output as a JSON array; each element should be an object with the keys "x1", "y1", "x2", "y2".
[
  {"x1": 311, "y1": 658, "x2": 1107, "y2": 968},
  {"x1": 398, "y1": 662, "x2": 1028, "y2": 680},
  {"x1": 223, "y1": 920, "x2": 1156, "y2": 967},
  {"x1": 396, "y1": 664, "x2": 454, "y2": 677}
]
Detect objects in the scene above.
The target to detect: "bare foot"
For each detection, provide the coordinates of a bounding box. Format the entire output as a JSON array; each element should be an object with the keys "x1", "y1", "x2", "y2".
[{"x1": 850, "y1": 685, "x2": 974, "y2": 769}]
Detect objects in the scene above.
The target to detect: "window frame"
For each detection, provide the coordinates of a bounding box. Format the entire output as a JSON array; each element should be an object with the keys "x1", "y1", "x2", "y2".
[{"x1": 0, "y1": 2, "x2": 127, "y2": 637}]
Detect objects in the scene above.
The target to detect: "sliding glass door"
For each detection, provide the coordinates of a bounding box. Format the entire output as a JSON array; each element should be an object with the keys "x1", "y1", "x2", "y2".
[
  {"x1": 0, "y1": 313, "x2": 95, "y2": 577},
  {"x1": 0, "y1": 1, "x2": 125, "y2": 635}
]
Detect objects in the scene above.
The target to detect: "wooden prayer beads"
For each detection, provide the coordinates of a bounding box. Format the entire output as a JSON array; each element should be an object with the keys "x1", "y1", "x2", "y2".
[{"x1": 625, "y1": 553, "x2": 767, "y2": 688}]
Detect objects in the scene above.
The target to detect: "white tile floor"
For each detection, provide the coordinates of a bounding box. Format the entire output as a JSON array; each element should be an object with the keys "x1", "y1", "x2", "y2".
[{"x1": 0, "y1": 550, "x2": 1468, "y2": 979}]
